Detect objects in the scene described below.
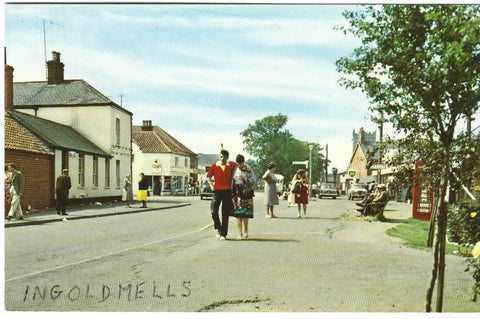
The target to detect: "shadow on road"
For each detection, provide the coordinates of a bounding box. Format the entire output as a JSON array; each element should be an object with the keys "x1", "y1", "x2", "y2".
[
  {"x1": 275, "y1": 216, "x2": 341, "y2": 221},
  {"x1": 381, "y1": 218, "x2": 406, "y2": 224},
  {"x1": 230, "y1": 238, "x2": 300, "y2": 243}
]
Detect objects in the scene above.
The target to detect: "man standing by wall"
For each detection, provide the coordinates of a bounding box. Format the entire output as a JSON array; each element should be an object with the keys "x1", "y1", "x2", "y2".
[
  {"x1": 56, "y1": 169, "x2": 72, "y2": 216},
  {"x1": 6, "y1": 163, "x2": 24, "y2": 221},
  {"x1": 207, "y1": 150, "x2": 237, "y2": 240}
]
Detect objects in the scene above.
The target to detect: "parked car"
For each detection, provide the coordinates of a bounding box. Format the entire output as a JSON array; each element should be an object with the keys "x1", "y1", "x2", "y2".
[
  {"x1": 318, "y1": 183, "x2": 337, "y2": 199},
  {"x1": 200, "y1": 180, "x2": 214, "y2": 200},
  {"x1": 348, "y1": 184, "x2": 367, "y2": 200}
]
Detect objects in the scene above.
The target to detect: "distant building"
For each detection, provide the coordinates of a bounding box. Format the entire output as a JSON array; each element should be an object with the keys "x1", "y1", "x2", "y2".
[
  {"x1": 340, "y1": 127, "x2": 378, "y2": 193},
  {"x1": 7, "y1": 51, "x2": 133, "y2": 203},
  {"x1": 352, "y1": 127, "x2": 376, "y2": 152},
  {"x1": 132, "y1": 120, "x2": 197, "y2": 196},
  {"x1": 197, "y1": 153, "x2": 220, "y2": 181}
]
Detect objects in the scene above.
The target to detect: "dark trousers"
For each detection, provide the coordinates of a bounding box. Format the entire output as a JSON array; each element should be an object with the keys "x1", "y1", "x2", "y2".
[
  {"x1": 56, "y1": 194, "x2": 68, "y2": 214},
  {"x1": 211, "y1": 189, "x2": 233, "y2": 237}
]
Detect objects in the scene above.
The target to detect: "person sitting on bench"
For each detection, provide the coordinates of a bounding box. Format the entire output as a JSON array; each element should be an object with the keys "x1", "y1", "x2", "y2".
[{"x1": 356, "y1": 184, "x2": 389, "y2": 216}]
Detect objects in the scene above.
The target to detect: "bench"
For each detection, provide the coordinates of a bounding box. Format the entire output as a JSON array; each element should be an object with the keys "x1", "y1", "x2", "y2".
[{"x1": 361, "y1": 201, "x2": 388, "y2": 221}]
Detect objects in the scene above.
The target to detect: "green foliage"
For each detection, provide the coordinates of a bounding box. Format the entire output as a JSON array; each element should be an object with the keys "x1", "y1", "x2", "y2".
[
  {"x1": 240, "y1": 113, "x2": 325, "y2": 183},
  {"x1": 336, "y1": 5, "x2": 480, "y2": 189},
  {"x1": 464, "y1": 255, "x2": 480, "y2": 302},
  {"x1": 448, "y1": 200, "x2": 480, "y2": 245}
]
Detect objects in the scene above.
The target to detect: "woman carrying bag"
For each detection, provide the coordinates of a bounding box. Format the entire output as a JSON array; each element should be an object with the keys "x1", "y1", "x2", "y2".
[
  {"x1": 232, "y1": 154, "x2": 255, "y2": 240},
  {"x1": 292, "y1": 169, "x2": 309, "y2": 218}
]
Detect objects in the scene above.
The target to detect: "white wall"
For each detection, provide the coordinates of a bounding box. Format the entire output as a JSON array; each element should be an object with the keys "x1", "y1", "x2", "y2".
[
  {"x1": 20, "y1": 105, "x2": 132, "y2": 200},
  {"x1": 131, "y1": 143, "x2": 192, "y2": 195}
]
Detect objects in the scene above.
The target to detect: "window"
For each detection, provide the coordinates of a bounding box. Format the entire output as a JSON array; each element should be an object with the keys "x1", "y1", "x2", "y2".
[
  {"x1": 116, "y1": 160, "x2": 121, "y2": 188},
  {"x1": 116, "y1": 118, "x2": 120, "y2": 145},
  {"x1": 93, "y1": 157, "x2": 98, "y2": 187},
  {"x1": 78, "y1": 154, "x2": 85, "y2": 187},
  {"x1": 185, "y1": 158, "x2": 188, "y2": 167},
  {"x1": 105, "y1": 159, "x2": 110, "y2": 188},
  {"x1": 175, "y1": 157, "x2": 179, "y2": 167}
]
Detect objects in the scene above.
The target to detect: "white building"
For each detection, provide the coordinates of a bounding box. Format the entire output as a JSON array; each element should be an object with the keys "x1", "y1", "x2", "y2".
[
  {"x1": 132, "y1": 120, "x2": 197, "y2": 196},
  {"x1": 13, "y1": 51, "x2": 133, "y2": 200}
]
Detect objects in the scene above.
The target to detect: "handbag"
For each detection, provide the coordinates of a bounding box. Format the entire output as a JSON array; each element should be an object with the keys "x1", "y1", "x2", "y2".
[{"x1": 292, "y1": 181, "x2": 302, "y2": 194}]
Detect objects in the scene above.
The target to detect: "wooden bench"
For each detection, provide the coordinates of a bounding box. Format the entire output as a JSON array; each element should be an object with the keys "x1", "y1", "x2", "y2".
[{"x1": 371, "y1": 201, "x2": 389, "y2": 221}]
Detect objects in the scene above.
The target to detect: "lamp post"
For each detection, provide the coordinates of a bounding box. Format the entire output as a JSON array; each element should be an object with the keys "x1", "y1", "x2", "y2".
[
  {"x1": 324, "y1": 144, "x2": 328, "y2": 183},
  {"x1": 309, "y1": 145, "x2": 313, "y2": 197}
]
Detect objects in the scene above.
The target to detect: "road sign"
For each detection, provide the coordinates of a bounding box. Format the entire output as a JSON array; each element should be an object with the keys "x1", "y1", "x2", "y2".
[{"x1": 292, "y1": 160, "x2": 308, "y2": 168}]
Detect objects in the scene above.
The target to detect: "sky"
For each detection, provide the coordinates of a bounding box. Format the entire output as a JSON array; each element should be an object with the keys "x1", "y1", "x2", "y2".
[{"x1": 4, "y1": 2, "x2": 478, "y2": 172}]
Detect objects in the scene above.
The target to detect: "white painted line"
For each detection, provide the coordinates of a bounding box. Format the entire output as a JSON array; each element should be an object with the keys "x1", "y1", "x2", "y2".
[{"x1": 6, "y1": 224, "x2": 213, "y2": 283}]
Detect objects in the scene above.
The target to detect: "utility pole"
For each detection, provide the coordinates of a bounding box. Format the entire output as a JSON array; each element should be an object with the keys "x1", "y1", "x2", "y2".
[
  {"x1": 309, "y1": 145, "x2": 313, "y2": 197},
  {"x1": 325, "y1": 144, "x2": 328, "y2": 183}
]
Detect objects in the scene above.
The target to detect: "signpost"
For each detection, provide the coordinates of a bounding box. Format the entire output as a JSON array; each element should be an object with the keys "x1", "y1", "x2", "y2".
[{"x1": 292, "y1": 160, "x2": 308, "y2": 168}]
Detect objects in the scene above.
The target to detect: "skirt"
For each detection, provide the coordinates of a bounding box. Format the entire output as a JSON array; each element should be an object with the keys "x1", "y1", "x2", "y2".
[
  {"x1": 137, "y1": 190, "x2": 148, "y2": 201},
  {"x1": 232, "y1": 197, "x2": 254, "y2": 219},
  {"x1": 294, "y1": 185, "x2": 309, "y2": 204}
]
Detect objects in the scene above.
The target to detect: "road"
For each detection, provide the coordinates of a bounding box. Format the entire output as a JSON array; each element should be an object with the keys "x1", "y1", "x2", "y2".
[{"x1": 5, "y1": 194, "x2": 479, "y2": 312}]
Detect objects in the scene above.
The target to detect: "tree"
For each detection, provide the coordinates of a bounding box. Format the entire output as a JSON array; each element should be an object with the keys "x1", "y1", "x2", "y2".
[
  {"x1": 336, "y1": 5, "x2": 480, "y2": 312},
  {"x1": 240, "y1": 113, "x2": 325, "y2": 183}
]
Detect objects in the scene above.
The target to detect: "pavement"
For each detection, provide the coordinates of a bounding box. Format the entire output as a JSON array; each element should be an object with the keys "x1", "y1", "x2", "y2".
[{"x1": 4, "y1": 196, "x2": 191, "y2": 228}]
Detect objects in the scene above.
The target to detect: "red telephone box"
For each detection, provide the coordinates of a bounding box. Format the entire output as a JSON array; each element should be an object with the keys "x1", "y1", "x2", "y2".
[{"x1": 412, "y1": 159, "x2": 434, "y2": 221}]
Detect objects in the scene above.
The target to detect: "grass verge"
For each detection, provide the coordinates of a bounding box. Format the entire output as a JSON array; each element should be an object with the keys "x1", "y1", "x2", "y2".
[{"x1": 386, "y1": 217, "x2": 469, "y2": 255}]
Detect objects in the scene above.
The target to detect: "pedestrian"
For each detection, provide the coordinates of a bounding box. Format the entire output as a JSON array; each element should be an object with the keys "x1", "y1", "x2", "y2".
[
  {"x1": 122, "y1": 174, "x2": 134, "y2": 208},
  {"x1": 207, "y1": 149, "x2": 238, "y2": 240},
  {"x1": 262, "y1": 162, "x2": 279, "y2": 218},
  {"x1": 4, "y1": 165, "x2": 12, "y2": 218},
  {"x1": 55, "y1": 169, "x2": 72, "y2": 216},
  {"x1": 232, "y1": 154, "x2": 255, "y2": 240},
  {"x1": 292, "y1": 169, "x2": 309, "y2": 218},
  {"x1": 138, "y1": 173, "x2": 149, "y2": 208},
  {"x1": 6, "y1": 163, "x2": 24, "y2": 221}
]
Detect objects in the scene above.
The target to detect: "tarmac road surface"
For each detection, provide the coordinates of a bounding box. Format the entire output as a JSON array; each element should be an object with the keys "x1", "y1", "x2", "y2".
[{"x1": 4, "y1": 194, "x2": 480, "y2": 312}]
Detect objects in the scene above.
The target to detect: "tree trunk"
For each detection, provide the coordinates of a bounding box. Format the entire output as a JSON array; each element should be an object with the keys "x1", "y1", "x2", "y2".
[
  {"x1": 425, "y1": 161, "x2": 450, "y2": 312},
  {"x1": 435, "y1": 200, "x2": 448, "y2": 312},
  {"x1": 425, "y1": 236, "x2": 439, "y2": 312}
]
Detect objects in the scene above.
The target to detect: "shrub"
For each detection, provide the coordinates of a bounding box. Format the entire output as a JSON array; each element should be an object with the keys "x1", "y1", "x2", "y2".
[
  {"x1": 463, "y1": 242, "x2": 480, "y2": 302},
  {"x1": 447, "y1": 200, "x2": 480, "y2": 245}
]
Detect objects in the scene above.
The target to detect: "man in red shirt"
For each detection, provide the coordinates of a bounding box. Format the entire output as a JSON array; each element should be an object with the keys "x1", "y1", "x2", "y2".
[{"x1": 207, "y1": 149, "x2": 238, "y2": 240}]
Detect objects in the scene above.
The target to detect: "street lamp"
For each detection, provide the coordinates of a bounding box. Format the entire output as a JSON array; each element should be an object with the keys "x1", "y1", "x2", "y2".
[{"x1": 309, "y1": 145, "x2": 313, "y2": 197}]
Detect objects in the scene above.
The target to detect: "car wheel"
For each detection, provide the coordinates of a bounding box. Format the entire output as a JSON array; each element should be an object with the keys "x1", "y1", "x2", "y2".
[
  {"x1": 333, "y1": 196, "x2": 336, "y2": 199},
  {"x1": 200, "y1": 196, "x2": 203, "y2": 200}
]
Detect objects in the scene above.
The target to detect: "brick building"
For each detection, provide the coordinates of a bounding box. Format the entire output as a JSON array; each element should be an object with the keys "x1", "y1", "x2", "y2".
[{"x1": 4, "y1": 64, "x2": 54, "y2": 211}]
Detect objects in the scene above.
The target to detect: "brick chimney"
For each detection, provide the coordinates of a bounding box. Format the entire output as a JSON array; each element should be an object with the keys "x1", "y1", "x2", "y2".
[
  {"x1": 4, "y1": 63, "x2": 14, "y2": 111},
  {"x1": 46, "y1": 51, "x2": 64, "y2": 84},
  {"x1": 141, "y1": 120, "x2": 154, "y2": 131}
]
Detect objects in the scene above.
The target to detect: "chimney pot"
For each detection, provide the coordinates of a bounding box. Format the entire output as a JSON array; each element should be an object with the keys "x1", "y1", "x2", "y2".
[
  {"x1": 47, "y1": 51, "x2": 64, "y2": 84},
  {"x1": 141, "y1": 120, "x2": 154, "y2": 131}
]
